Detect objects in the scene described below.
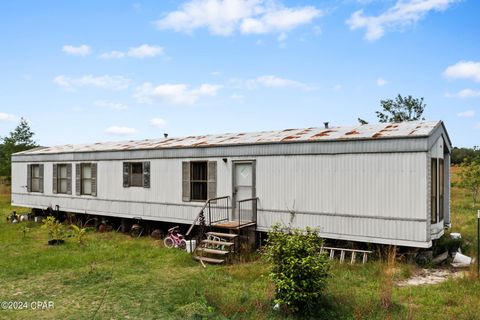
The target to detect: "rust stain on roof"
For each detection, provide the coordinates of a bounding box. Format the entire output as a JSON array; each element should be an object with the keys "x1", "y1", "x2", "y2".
[
  {"x1": 345, "y1": 130, "x2": 359, "y2": 136},
  {"x1": 310, "y1": 130, "x2": 337, "y2": 138}
]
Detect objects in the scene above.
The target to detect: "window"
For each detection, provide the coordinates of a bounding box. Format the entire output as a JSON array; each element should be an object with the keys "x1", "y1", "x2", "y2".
[
  {"x1": 439, "y1": 158, "x2": 444, "y2": 222},
  {"x1": 190, "y1": 162, "x2": 208, "y2": 201},
  {"x1": 130, "y1": 163, "x2": 143, "y2": 187},
  {"x1": 123, "y1": 162, "x2": 150, "y2": 188},
  {"x1": 430, "y1": 158, "x2": 438, "y2": 224},
  {"x1": 57, "y1": 164, "x2": 68, "y2": 194},
  {"x1": 30, "y1": 164, "x2": 40, "y2": 192},
  {"x1": 81, "y1": 164, "x2": 92, "y2": 195}
]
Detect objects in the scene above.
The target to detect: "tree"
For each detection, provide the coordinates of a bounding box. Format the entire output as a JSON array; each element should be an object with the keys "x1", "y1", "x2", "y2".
[
  {"x1": 357, "y1": 118, "x2": 369, "y2": 125},
  {"x1": 457, "y1": 157, "x2": 480, "y2": 207},
  {"x1": 376, "y1": 94, "x2": 426, "y2": 123},
  {"x1": 0, "y1": 118, "x2": 38, "y2": 177}
]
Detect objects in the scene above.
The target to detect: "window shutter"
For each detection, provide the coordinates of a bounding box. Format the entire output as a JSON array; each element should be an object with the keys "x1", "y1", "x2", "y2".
[
  {"x1": 75, "y1": 164, "x2": 81, "y2": 196},
  {"x1": 27, "y1": 164, "x2": 32, "y2": 192},
  {"x1": 91, "y1": 163, "x2": 97, "y2": 197},
  {"x1": 182, "y1": 161, "x2": 190, "y2": 201},
  {"x1": 143, "y1": 161, "x2": 150, "y2": 188},
  {"x1": 67, "y1": 163, "x2": 72, "y2": 195},
  {"x1": 207, "y1": 161, "x2": 217, "y2": 200},
  {"x1": 39, "y1": 164, "x2": 44, "y2": 193},
  {"x1": 52, "y1": 164, "x2": 58, "y2": 194},
  {"x1": 123, "y1": 162, "x2": 130, "y2": 187}
]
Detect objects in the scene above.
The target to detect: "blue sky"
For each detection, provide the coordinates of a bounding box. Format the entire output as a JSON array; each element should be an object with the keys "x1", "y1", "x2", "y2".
[{"x1": 0, "y1": 0, "x2": 479, "y2": 147}]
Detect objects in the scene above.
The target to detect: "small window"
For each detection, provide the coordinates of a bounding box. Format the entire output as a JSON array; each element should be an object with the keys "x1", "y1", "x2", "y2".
[
  {"x1": 430, "y1": 158, "x2": 437, "y2": 224},
  {"x1": 81, "y1": 164, "x2": 92, "y2": 195},
  {"x1": 190, "y1": 162, "x2": 208, "y2": 201},
  {"x1": 31, "y1": 164, "x2": 40, "y2": 192},
  {"x1": 57, "y1": 164, "x2": 68, "y2": 194},
  {"x1": 130, "y1": 163, "x2": 144, "y2": 187},
  {"x1": 439, "y1": 158, "x2": 444, "y2": 222}
]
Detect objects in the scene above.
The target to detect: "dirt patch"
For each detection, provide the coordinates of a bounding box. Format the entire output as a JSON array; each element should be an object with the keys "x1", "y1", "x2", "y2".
[{"x1": 397, "y1": 268, "x2": 465, "y2": 287}]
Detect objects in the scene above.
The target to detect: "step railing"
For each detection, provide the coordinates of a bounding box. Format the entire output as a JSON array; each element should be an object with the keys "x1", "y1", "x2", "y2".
[
  {"x1": 186, "y1": 196, "x2": 230, "y2": 237},
  {"x1": 320, "y1": 246, "x2": 372, "y2": 264},
  {"x1": 237, "y1": 197, "x2": 258, "y2": 227}
]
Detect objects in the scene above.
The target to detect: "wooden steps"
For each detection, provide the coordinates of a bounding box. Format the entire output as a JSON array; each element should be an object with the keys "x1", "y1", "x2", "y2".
[
  {"x1": 196, "y1": 247, "x2": 229, "y2": 255},
  {"x1": 201, "y1": 239, "x2": 234, "y2": 246},
  {"x1": 206, "y1": 231, "x2": 238, "y2": 239},
  {"x1": 193, "y1": 256, "x2": 224, "y2": 264}
]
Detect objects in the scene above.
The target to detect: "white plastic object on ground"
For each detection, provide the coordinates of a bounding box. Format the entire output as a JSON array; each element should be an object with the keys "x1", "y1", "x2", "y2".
[
  {"x1": 451, "y1": 252, "x2": 473, "y2": 268},
  {"x1": 450, "y1": 232, "x2": 462, "y2": 240}
]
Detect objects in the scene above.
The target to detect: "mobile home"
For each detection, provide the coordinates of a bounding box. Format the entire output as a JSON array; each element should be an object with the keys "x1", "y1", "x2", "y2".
[{"x1": 11, "y1": 120, "x2": 451, "y2": 248}]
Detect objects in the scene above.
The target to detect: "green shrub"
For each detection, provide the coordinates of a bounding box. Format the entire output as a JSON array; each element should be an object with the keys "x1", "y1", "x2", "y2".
[
  {"x1": 264, "y1": 224, "x2": 330, "y2": 314},
  {"x1": 41, "y1": 216, "x2": 65, "y2": 241}
]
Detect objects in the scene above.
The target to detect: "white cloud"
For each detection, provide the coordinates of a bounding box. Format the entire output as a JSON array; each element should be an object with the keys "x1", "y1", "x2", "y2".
[
  {"x1": 155, "y1": 0, "x2": 322, "y2": 36},
  {"x1": 100, "y1": 51, "x2": 125, "y2": 59},
  {"x1": 127, "y1": 44, "x2": 164, "y2": 58},
  {"x1": 446, "y1": 88, "x2": 480, "y2": 98},
  {"x1": 346, "y1": 0, "x2": 458, "y2": 41},
  {"x1": 53, "y1": 75, "x2": 131, "y2": 91},
  {"x1": 476, "y1": 123, "x2": 480, "y2": 129},
  {"x1": 105, "y1": 126, "x2": 136, "y2": 136},
  {"x1": 444, "y1": 61, "x2": 480, "y2": 82},
  {"x1": 62, "y1": 44, "x2": 91, "y2": 56},
  {"x1": 0, "y1": 112, "x2": 17, "y2": 122},
  {"x1": 134, "y1": 83, "x2": 221, "y2": 105},
  {"x1": 100, "y1": 44, "x2": 164, "y2": 59},
  {"x1": 457, "y1": 110, "x2": 475, "y2": 118},
  {"x1": 94, "y1": 100, "x2": 128, "y2": 110},
  {"x1": 376, "y1": 77, "x2": 388, "y2": 86},
  {"x1": 230, "y1": 75, "x2": 313, "y2": 90},
  {"x1": 231, "y1": 93, "x2": 245, "y2": 100},
  {"x1": 150, "y1": 118, "x2": 168, "y2": 128},
  {"x1": 333, "y1": 84, "x2": 343, "y2": 91}
]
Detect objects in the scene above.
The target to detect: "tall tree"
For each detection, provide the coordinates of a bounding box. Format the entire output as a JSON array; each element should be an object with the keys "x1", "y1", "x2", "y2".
[
  {"x1": 0, "y1": 118, "x2": 38, "y2": 177},
  {"x1": 376, "y1": 94, "x2": 426, "y2": 123},
  {"x1": 458, "y1": 157, "x2": 480, "y2": 207}
]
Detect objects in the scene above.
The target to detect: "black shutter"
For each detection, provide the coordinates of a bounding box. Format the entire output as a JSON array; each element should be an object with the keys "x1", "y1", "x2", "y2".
[
  {"x1": 123, "y1": 162, "x2": 130, "y2": 188},
  {"x1": 75, "y1": 164, "x2": 81, "y2": 196},
  {"x1": 27, "y1": 164, "x2": 32, "y2": 192},
  {"x1": 52, "y1": 164, "x2": 57, "y2": 194},
  {"x1": 182, "y1": 161, "x2": 190, "y2": 201},
  {"x1": 91, "y1": 163, "x2": 97, "y2": 197},
  {"x1": 143, "y1": 161, "x2": 150, "y2": 188},
  {"x1": 207, "y1": 161, "x2": 217, "y2": 200},
  {"x1": 67, "y1": 163, "x2": 72, "y2": 195},
  {"x1": 39, "y1": 164, "x2": 44, "y2": 193}
]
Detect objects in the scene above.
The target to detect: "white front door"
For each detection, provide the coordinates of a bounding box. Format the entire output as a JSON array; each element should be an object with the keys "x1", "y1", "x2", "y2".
[{"x1": 232, "y1": 161, "x2": 255, "y2": 220}]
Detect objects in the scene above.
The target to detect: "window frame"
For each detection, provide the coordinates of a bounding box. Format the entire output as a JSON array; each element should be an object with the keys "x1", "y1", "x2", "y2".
[
  {"x1": 30, "y1": 164, "x2": 41, "y2": 192},
  {"x1": 190, "y1": 161, "x2": 208, "y2": 202},
  {"x1": 129, "y1": 162, "x2": 144, "y2": 187},
  {"x1": 57, "y1": 164, "x2": 68, "y2": 194},
  {"x1": 81, "y1": 163, "x2": 93, "y2": 195}
]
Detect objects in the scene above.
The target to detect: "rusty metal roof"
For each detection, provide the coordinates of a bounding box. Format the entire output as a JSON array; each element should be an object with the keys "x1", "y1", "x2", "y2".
[{"x1": 17, "y1": 120, "x2": 443, "y2": 155}]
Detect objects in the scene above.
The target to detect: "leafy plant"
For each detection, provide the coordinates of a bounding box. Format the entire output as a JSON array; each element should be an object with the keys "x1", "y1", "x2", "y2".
[
  {"x1": 70, "y1": 224, "x2": 87, "y2": 244},
  {"x1": 264, "y1": 224, "x2": 330, "y2": 315},
  {"x1": 41, "y1": 216, "x2": 65, "y2": 241}
]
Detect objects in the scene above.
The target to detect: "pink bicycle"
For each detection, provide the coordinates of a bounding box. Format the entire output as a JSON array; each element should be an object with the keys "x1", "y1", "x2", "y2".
[{"x1": 163, "y1": 226, "x2": 186, "y2": 249}]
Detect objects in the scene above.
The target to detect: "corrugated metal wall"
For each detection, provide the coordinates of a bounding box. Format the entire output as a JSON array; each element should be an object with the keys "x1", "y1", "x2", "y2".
[{"x1": 12, "y1": 150, "x2": 431, "y2": 247}]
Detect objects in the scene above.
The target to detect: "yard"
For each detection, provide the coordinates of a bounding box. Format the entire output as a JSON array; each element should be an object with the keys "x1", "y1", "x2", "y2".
[{"x1": 0, "y1": 167, "x2": 479, "y2": 319}]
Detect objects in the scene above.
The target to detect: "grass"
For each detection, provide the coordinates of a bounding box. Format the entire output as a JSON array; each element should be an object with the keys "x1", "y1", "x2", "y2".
[{"x1": 0, "y1": 166, "x2": 479, "y2": 319}]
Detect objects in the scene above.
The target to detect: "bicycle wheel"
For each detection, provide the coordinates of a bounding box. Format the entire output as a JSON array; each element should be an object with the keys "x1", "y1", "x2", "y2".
[
  {"x1": 178, "y1": 239, "x2": 187, "y2": 250},
  {"x1": 163, "y1": 237, "x2": 175, "y2": 248}
]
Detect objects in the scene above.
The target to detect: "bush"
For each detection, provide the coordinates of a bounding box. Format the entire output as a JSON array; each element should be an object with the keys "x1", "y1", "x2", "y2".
[
  {"x1": 264, "y1": 224, "x2": 330, "y2": 314},
  {"x1": 41, "y1": 216, "x2": 65, "y2": 241}
]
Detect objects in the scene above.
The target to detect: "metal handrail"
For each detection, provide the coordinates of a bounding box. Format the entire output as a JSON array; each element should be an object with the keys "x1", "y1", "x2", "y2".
[
  {"x1": 237, "y1": 197, "x2": 258, "y2": 227},
  {"x1": 186, "y1": 196, "x2": 230, "y2": 236}
]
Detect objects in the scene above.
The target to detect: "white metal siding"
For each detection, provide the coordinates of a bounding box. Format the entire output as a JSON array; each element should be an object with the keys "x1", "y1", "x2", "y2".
[{"x1": 12, "y1": 152, "x2": 431, "y2": 247}]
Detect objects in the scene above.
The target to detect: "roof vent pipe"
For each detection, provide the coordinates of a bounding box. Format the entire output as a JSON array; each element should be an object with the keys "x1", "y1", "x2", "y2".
[
  {"x1": 164, "y1": 133, "x2": 168, "y2": 138},
  {"x1": 324, "y1": 122, "x2": 329, "y2": 129}
]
